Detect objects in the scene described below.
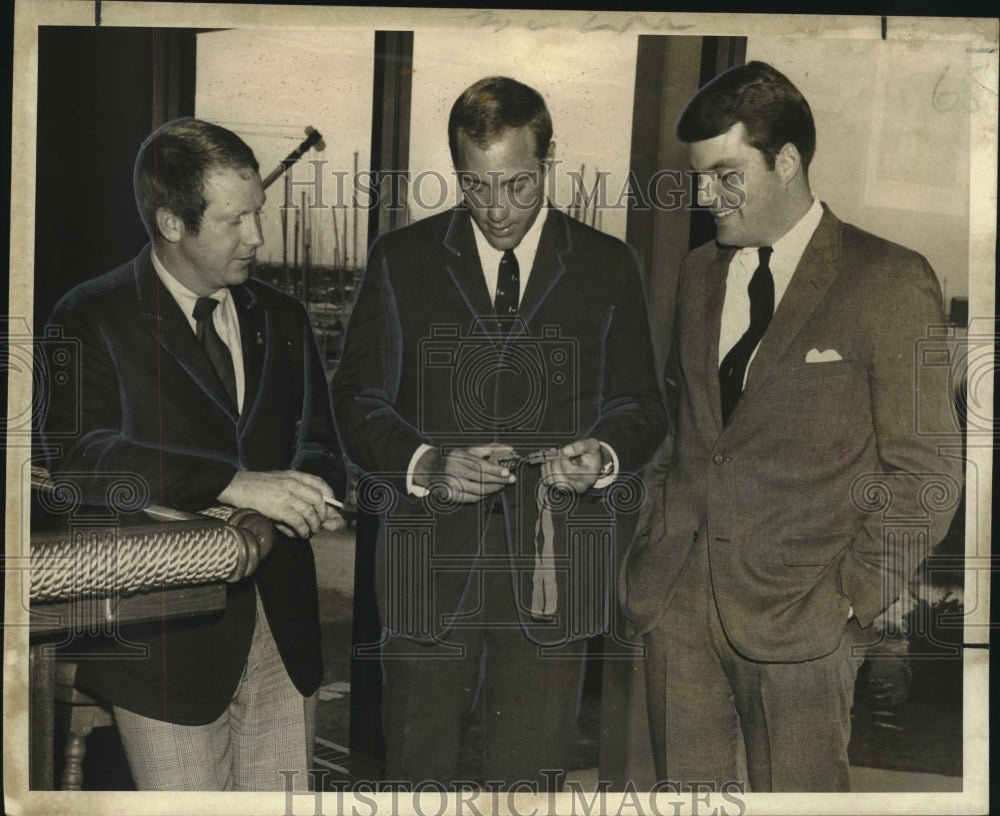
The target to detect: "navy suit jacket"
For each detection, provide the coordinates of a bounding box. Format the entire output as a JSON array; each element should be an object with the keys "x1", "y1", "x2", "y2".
[
  {"x1": 43, "y1": 244, "x2": 346, "y2": 724},
  {"x1": 333, "y1": 207, "x2": 667, "y2": 645}
]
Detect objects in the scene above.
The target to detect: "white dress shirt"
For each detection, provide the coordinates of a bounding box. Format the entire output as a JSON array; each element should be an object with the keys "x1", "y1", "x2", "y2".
[
  {"x1": 152, "y1": 252, "x2": 246, "y2": 412},
  {"x1": 718, "y1": 197, "x2": 824, "y2": 379}
]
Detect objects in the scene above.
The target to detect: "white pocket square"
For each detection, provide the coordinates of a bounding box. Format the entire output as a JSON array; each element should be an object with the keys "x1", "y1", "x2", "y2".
[{"x1": 805, "y1": 348, "x2": 843, "y2": 363}]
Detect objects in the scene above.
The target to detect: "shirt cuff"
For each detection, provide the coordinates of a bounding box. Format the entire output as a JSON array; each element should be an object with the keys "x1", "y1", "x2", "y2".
[
  {"x1": 592, "y1": 442, "x2": 619, "y2": 489},
  {"x1": 406, "y1": 443, "x2": 434, "y2": 497}
]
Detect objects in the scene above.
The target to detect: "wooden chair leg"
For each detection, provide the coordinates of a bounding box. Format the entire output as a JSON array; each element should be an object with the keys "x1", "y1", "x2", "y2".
[
  {"x1": 59, "y1": 702, "x2": 99, "y2": 790},
  {"x1": 60, "y1": 729, "x2": 89, "y2": 790}
]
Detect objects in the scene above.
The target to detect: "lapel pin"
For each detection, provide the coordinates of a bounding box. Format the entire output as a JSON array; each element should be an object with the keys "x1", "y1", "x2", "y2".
[{"x1": 256, "y1": 331, "x2": 263, "y2": 345}]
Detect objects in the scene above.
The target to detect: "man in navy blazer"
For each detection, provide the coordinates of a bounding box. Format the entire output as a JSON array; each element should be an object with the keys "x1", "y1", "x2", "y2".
[
  {"x1": 333, "y1": 76, "x2": 667, "y2": 788},
  {"x1": 43, "y1": 119, "x2": 346, "y2": 790},
  {"x1": 622, "y1": 62, "x2": 963, "y2": 791}
]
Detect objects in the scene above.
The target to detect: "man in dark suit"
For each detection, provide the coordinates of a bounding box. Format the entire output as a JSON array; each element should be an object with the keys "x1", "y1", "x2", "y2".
[
  {"x1": 622, "y1": 61, "x2": 963, "y2": 791},
  {"x1": 43, "y1": 118, "x2": 346, "y2": 790},
  {"x1": 333, "y1": 76, "x2": 667, "y2": 789}
]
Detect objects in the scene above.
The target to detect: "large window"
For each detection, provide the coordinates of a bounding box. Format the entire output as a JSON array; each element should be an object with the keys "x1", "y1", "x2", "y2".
[{"x1": 197, "y1": 28, "x2": 375, "y2": 372}]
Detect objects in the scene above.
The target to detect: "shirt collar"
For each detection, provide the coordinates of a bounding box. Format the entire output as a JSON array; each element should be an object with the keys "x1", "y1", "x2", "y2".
[
  {"x1": 764, "y1": 197, "x2": 823, "y2": 274},
  {"x1": 152, "y1": 251, "x2": 229, "y2": 319}
]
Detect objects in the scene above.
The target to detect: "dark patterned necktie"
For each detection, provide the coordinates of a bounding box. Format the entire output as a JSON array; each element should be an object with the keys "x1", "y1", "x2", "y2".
[
  {"x1": 193, "y1": 297, "x2": 238, "y2": 409},
  {"x1": 719, "y1": 247, "x2": 774, "y2": 425},
  {"x1": 494, "y1": 250, "x2": 520, "y2": 316}
]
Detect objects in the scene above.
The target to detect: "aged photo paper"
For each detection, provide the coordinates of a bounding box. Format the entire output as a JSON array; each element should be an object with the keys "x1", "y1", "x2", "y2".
[{"x1": 4, "y1": 3, "x2": 996, "y2": 816}]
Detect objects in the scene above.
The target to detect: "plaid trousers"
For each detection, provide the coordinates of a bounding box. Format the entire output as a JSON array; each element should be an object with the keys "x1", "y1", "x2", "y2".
[{"x1": 113, "y1": 591, "x2": 317, "y2": 791}]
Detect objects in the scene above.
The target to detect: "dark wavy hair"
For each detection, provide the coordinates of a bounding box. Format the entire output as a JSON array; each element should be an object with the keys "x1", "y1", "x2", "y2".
[
  {"x1": 134, "y1": 118, "x2": 259, "y2": 239},
  {"x1": 676, "y1": 61, "x2": 816, "y2": 172},
  {"x1": 448, "y1": 76, "x2": 553, "y2": 163}
]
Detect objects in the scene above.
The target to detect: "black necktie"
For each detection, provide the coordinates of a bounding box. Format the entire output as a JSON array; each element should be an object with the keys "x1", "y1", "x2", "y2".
[
  {"x1": 719, "y1": 247, "x2": 774, "y2": 425},
  {"x1": 494, "y1": 250, "x2": 520, "y2": 316},
  {"x1": 193, "y1": 297, "x2": 238, "y2": 409}
]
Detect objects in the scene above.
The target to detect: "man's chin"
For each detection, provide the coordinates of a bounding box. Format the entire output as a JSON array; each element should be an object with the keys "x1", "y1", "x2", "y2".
[
  {"x1": 220, "y1": 272, "x2": 250, "y2": 290},
  {"x1": 713, "y1": 223, "x2": 745, "y2": 248},
  {"x1": 473, "y1": 218, "x2": 526, "y2": 250},
  {"x1": 484, "y1": 231, "x2": 524, "y2": 251}
]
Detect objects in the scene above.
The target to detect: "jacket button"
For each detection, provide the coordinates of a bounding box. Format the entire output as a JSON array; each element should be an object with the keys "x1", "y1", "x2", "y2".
[{"x1": 712, "y1": 453, "x2": 726, "y2": 465}]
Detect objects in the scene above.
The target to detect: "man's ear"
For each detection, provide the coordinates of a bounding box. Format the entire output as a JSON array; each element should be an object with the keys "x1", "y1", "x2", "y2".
[
  {"x1": 775, "y1": 142, "x2": 802, "y2": 185},
  {"x1": 155, "y1": 208, "x2": 184, "y2": 244},
  {"x1": 544, "y1": 140, "x2": 556, "y2": 164}
]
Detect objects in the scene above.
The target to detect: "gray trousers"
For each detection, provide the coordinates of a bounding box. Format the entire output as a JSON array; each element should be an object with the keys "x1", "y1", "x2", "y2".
[{"x1": 643, "y1": 538, "x2": 863, "y2": 792}]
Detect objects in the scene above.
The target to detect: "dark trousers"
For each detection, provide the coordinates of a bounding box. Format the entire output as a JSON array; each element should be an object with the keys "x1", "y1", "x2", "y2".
[
  {"x1": 380, "y1": 510, "x2": 584, "y2": 790},
  {"x1": 643, "y1": 538, "x2": 863, "y2": 792}
]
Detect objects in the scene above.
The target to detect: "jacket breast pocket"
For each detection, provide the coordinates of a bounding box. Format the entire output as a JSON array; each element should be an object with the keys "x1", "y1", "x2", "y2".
[
  {"x1": 779, "y1": 358, "x2": 864, "y2": 393},
  {"x1": 775, "y1": 361, "x2": 868, "y2": 428},
  {"x1": 788, "y1": 359, "x2": 857, "y2": 380}
]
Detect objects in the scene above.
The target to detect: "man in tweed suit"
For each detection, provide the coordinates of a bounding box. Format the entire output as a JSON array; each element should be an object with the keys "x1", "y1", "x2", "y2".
[{"x1": 622, "y1": 61, "x2": 962, "y2": 791}]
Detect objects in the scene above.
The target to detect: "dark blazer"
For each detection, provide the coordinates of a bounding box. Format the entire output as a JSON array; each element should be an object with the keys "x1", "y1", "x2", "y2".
[
  {"x1": 333, "y1": 207, "x2": 667, "y2": 645},
  {"x1": 43, "y1": 244, "x2": 346, "y2": 724},
  {"x1": 622, "y1": 206, "x2": 963, "y2": 662}
]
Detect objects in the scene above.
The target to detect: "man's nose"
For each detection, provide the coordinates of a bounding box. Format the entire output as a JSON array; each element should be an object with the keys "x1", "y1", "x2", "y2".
[
  {"x1": 696, "y1": 176, "x2": 719, "y2": 208},
  {"x1": 487, "y1": 194, "x2": 509, "y2": 222},
  {"x1": 244, "y1": 213, "x2": 265, "y2": 248}
]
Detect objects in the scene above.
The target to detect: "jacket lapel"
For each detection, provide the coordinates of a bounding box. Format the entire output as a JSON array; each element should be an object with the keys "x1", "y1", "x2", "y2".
[
  {"x1": 134, "y1": 246, "x2": 240, "y2": 419},
  {"x1": 232, "y1": 283, "x2": 265, "y2": 427},
  {"x1": 734, "y1": 206, "x2": 844, "y2": 419},
  {"x1": 692, "y1": 243, "x2": 734, "y2": 435},
  {"x1": 518, "y1": 207, "x2": 569, "y2": 327},
  {"x1": 443, "y1": 208, "x2": 495, "y2": 327}
]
